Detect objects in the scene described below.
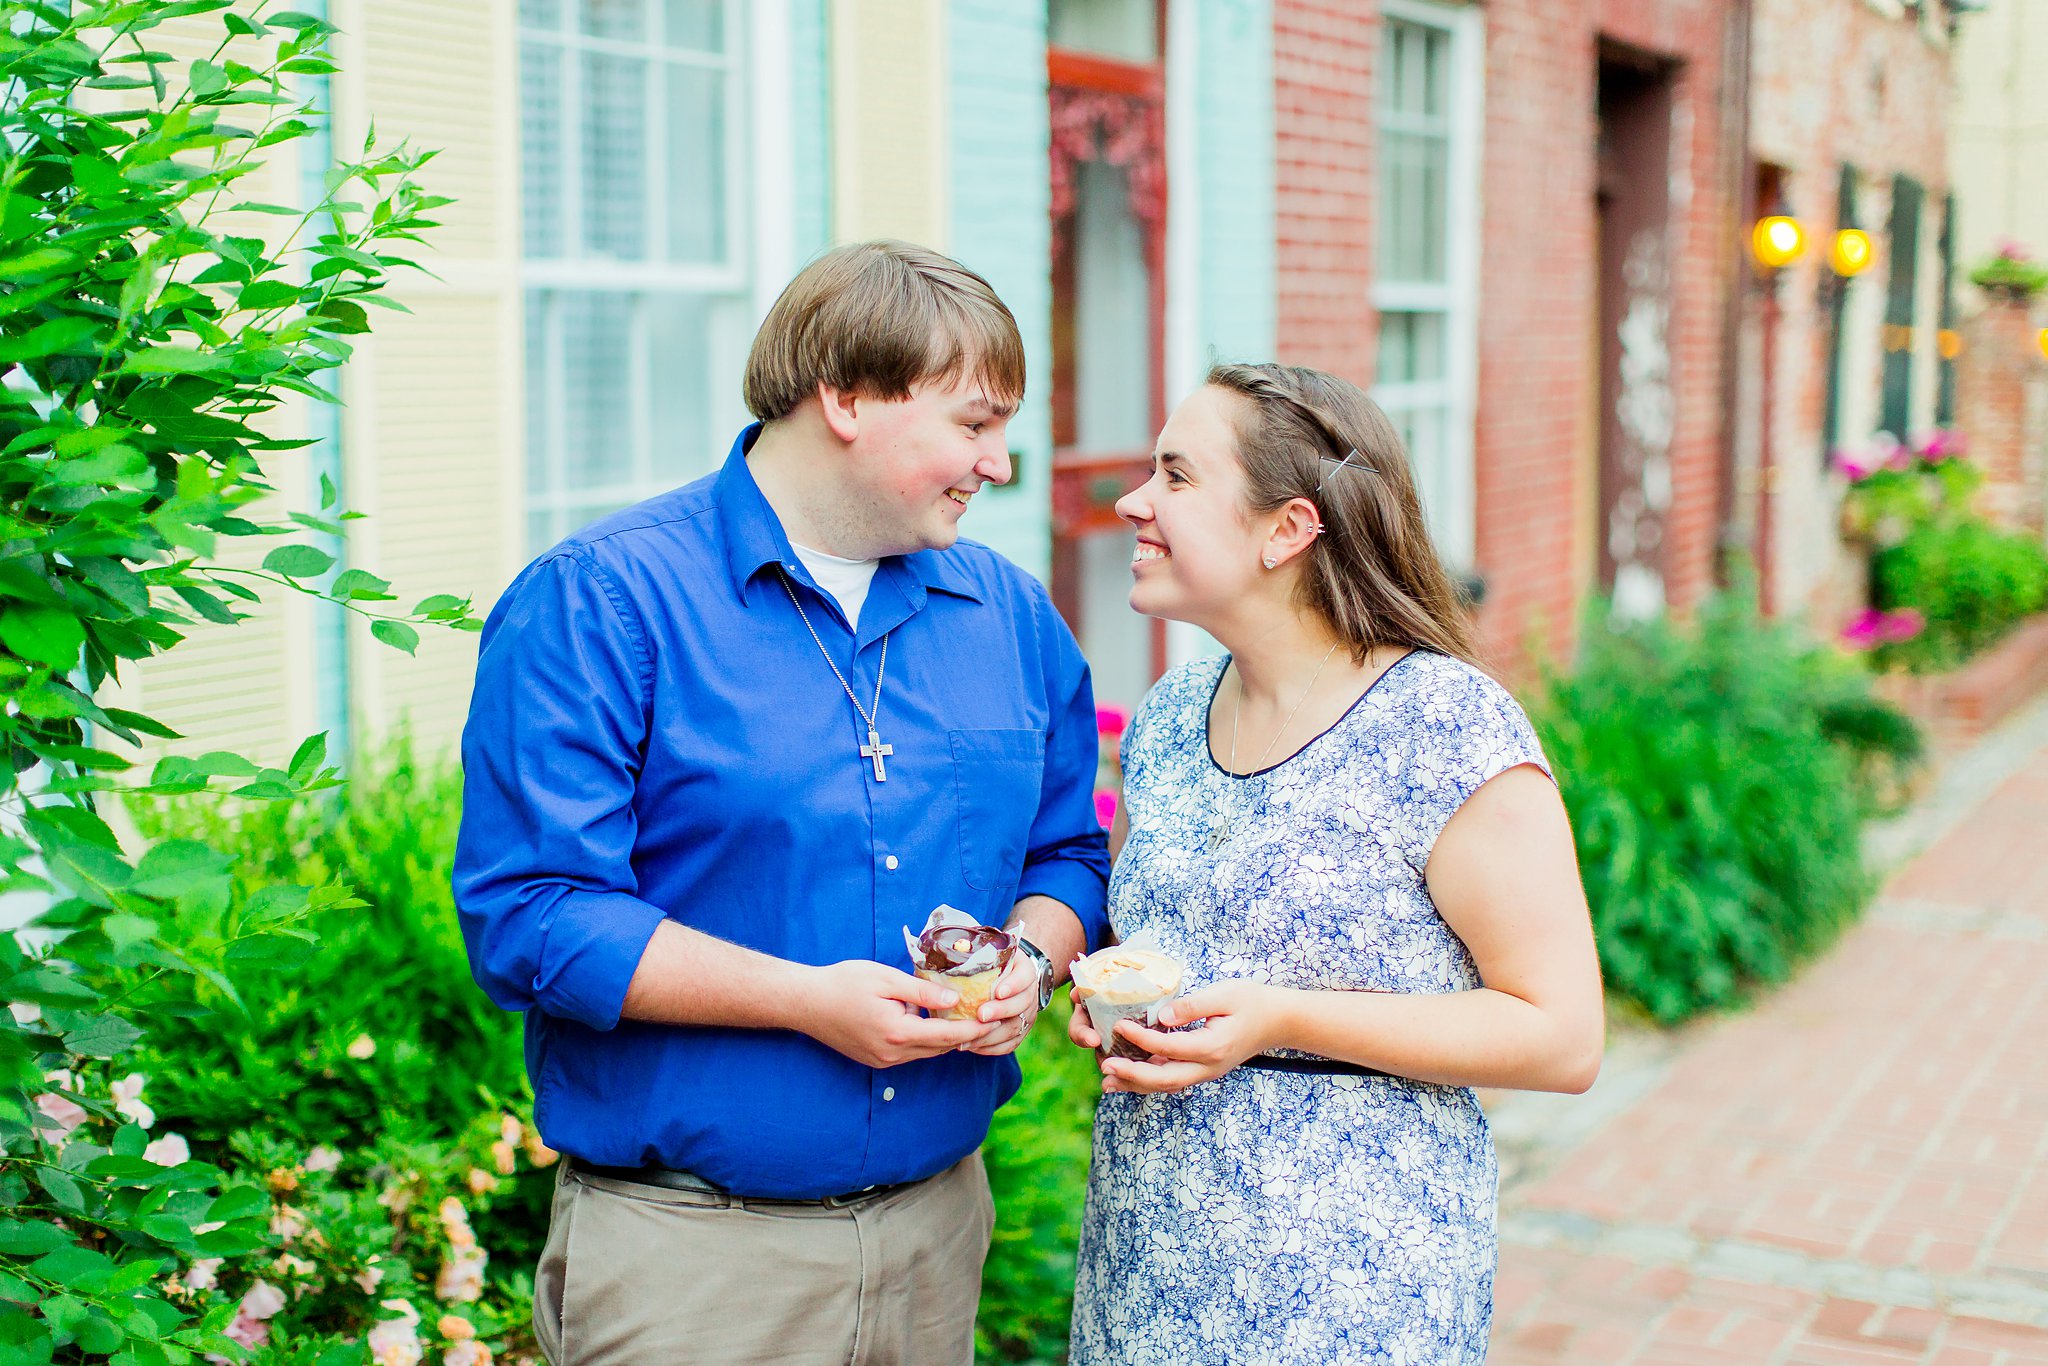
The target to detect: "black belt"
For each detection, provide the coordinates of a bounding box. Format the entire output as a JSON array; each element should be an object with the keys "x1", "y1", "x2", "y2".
[
  {"x1": 1243, "y1": 1053, "x2": 1391, "y2": 1078},
  {"x1": 568, "y1": 1157, "x2": 922, "y2": 1209}
]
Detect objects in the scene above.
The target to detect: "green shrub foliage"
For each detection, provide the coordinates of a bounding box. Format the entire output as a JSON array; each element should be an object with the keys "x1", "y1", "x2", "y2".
[
  {"x1": 1531, "y1": 591, "x2": 1918, "y2": 1024},
  {"x1": 1873, "y1": 519, "x2": 2048, "y2": 670},
  {"x1": 0, "y1": 4, "x2": 479, "y2": 1362}
]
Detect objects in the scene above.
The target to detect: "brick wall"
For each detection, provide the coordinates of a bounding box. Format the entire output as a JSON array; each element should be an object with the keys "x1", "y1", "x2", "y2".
[
  {"x1": 1957, "y1": 299, "x2": 2048, "y2": 534},
  {"x1": 1748, "y1": 0, "x2": 1954, "y2": 624},
  {"x1": 1272, "y1": 1, "x2": 1375, "y2": 389},
  {"x1": 1274, "y1": 0, "x2": 1739, "y2": 671}
]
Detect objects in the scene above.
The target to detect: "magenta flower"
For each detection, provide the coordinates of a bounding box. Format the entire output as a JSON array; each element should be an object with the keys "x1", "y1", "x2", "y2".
[
  {"x1": 1840, "y1": 610, "x2": 1885, "y2": 649},
  {"x1": 1877, "y1": 608, "x2": 1925, "y2": 642},
  {"x1": 1095, "y1": 704, "x2": 1131, "y2": 737},
  {"x1": 1094, "y1": 791, "x2": 1118, "y2": 830}
]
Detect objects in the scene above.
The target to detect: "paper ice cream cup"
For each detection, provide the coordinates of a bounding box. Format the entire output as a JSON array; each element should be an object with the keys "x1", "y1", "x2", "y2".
[
  {"x1": 1069, "y1": 945, "x2": 1184, "y2": 1061},
  {"x1": 903, "y1": 906, "x2": 1017, "y2": 1022}
]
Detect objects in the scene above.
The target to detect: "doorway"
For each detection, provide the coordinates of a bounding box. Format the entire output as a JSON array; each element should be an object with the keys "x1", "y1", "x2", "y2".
[{"x1": 1594, "y1": 45, "x2": 1679, "y2": 621}]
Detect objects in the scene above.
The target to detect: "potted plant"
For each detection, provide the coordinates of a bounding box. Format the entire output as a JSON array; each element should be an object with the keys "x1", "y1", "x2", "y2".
[{"x1": 1968, "y1": 239, "x2": 2048, "y2": 302}]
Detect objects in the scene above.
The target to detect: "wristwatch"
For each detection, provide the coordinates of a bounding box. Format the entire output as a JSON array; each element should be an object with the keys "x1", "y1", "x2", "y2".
[{"x1": 1014, "y1": 936, "x2": 1055, "y2": 1012}]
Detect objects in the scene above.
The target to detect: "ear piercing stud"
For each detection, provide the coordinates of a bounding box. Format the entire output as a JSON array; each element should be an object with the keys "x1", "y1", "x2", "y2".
[{"x1": 1263, "y1": 556, "x2": 1277, "y2": 570}]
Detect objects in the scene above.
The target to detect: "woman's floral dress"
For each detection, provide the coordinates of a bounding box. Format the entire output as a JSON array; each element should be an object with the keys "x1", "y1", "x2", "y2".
[{"x1": 1070, "y1": 649, "x2": 1551, "y2": 1366}]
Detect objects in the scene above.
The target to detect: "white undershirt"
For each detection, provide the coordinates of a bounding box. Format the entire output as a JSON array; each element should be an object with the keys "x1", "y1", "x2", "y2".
[{"x1": 791, "y1": 542, "x2": 881, "y2": 629}]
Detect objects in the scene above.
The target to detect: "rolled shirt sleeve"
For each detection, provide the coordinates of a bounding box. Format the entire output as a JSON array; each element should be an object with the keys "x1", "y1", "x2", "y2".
[
  {"x1": 1015, "y1": 585, "x2": 1113, "y2": 950},
  {"x1": 453, "y1": 550, "x2": 669, "y2": 1031}
]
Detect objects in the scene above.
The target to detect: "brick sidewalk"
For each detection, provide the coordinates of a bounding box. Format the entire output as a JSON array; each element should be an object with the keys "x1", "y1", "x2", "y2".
[{"x1": 1486, "y1": 732, "x2": 2048, "y2": 1364}]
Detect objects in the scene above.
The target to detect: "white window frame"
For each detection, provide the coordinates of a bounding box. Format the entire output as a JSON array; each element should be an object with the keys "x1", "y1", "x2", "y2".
[
  {"x1": 1372, "y1": 0, "x2": 1482, "y2": 571},
  {"x1": 517, "y1": 0, "x2": 770, "y2": 552}
]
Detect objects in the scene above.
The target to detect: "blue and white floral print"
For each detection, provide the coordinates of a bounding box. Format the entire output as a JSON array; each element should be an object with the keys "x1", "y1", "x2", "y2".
[{"x1": 1070, "y1": 649, "x2": 1551, "y2": 1365}]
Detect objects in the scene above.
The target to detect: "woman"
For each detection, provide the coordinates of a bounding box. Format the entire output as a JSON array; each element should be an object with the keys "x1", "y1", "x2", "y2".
[{"x1": 1068, "y1": 363, "x2": 1603, "y2": 1364}]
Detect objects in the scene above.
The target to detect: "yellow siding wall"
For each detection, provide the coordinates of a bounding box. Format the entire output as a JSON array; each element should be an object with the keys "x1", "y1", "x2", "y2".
[
  {"x1": 343, "y1": 0, "x2": 522, "y2": 755},
  {"x1": 830, "y1": 0, "x2": 950, "y2": 246},
  {"x1": 124, "y1": 1, "x2": 518, "y2": 767}
]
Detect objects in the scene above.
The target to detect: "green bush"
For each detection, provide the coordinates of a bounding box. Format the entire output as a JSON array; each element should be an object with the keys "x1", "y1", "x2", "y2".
[
  {"x1": 117, "y1": 741, "x2": 553, "y2": 1362},
  {"x1": 138, "y1": 741, "x2": 1107, "y2": 1363},
  {"x1": 1873, "y1": 519, "x2": 2048, "y2": 670},
  {"x1": 1531, "y1": 591, "x2": 1919, "y2": 1024},
  {"x1": 979, "y1": 997, "x2": 1099, "y2": 1365}
]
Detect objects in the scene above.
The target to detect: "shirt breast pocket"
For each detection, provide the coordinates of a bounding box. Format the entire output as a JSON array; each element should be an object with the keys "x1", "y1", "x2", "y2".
[{"x1": 950, "y1": 728, "x2": 1046, "y2": 893}]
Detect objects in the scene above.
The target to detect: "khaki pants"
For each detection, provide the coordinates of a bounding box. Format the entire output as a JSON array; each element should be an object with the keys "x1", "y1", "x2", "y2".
[{"x1": 532, "y1": 1152, "x2": 994, "y2": 1366}]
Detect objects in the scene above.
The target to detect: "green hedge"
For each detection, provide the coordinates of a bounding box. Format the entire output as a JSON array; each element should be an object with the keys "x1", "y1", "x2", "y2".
[
  {"x1": 1530, "y1": 591, "x2": 1920, "y2": 1023},
  {"x1": 135, "y1": 743, "x2": 1092, "y2": 1363},
  {"x1": 1873, "y1": 519, "x2": 2048, "y2": 670}
]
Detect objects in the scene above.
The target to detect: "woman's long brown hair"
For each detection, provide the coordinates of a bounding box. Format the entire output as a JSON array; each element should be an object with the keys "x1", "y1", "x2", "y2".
[{"x1": 1207, "y1": 362, "x2": 1481, "y2": 668}]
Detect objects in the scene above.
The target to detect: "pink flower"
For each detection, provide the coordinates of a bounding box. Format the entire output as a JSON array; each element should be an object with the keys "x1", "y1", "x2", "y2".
[
  {"x1": 270, "y1": 1204, "x2": 307, "y2": 1243},
  {"x1": 33, "y1": 1091, "x2": 86, "y2": 1140},
  {"x1": 1840, "y1": 609, "x2": 1885, "y2": 649},
  {"x1": 346, "y1": 1034, "x2": 377, "y2": 1060},
  {"x1": 239, "y1": 1281, "x2": 288, "y2": 1322},
  {"x1": 436, "y1": 1246, "x2": 488, "y2": 1304},
  {"x1": 143, "y1": 1132, "x2": 190, "y2": 1167},
  {"x1": 444, "y1": 1342, "x2": 493, "y2": 1366},
  {"x1": 1832, "y1": 448, "x2": 1874, "y2": 482},
  {"x1": 355, "y1": 1255, "x2": 386, "y2": 1293},
  {"x1": 369, "y1": 1300, "x2": 424, "y2": 1366},
  {"x1": 489, "y1": 1140, "x2": 517, "y2": 1176},
  {"x1": 185, "y1": 1258, "x2": 222, "y2": 1293},
  {"x1": 1093, "y1": 791, "x2": 1119, "y2": 830},
  {"x1": 223, "y1": 1312, "x2": 270, "y2": 1354},
  {"x1": 305, "y1": 1145, "x2": 342, "y2": 1173},
  {"x1": 110, "y1": 1073, "x2": 153, "y2": 1130},
  {"x1": 1095, "y1": 704, "x2": 1131, "y2": 737},
  {"x1": 498, "y1": 1114, "x2": 523, "y2": 1148},
  {"x1": 522, "y1": 1129, "x2": 558, "y2": 1168},
  {"x1": 437, "y1": 1316, "x2": 476, "y2": 1341},
  {"x1": 1878, "y1": 608, "x2": 1926, "y2": 642},
  {"x1": 466, "y1": 1167, "x2": 498, "y2": 1195}
]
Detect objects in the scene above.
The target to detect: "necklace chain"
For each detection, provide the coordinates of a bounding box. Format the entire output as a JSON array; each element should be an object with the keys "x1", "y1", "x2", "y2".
[
  {"x1": 778, "y1": 570, "x2": 890, "y2": 774},
  {"x1": 1211, "y1": 643, "x2": 1339, "y2": 852}
]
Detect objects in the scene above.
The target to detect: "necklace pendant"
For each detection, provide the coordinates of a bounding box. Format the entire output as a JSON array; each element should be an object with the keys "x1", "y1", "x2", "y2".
[
  {"x1": 1206, "y1": 810, "x2": 1231, "y2": 853},
  {"x1": 860, "y1": 726, "x2": 894, "y2": 782}
]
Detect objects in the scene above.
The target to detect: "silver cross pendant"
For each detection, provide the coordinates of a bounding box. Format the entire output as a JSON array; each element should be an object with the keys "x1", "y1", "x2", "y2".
[
  {"x1": 1206, "y1": 808, "x2": 1231, "y2": 853},
  {"x1": 860, "y1": 726, "x2": 893, "y2": 782}
]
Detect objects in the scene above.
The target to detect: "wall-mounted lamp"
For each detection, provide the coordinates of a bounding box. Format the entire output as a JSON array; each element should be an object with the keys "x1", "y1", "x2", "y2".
[
  {"x1": 1828, "y1": 228, "x2": 1875, "y2": 278},
  {"x1": 1751, "y1": 215, "x2": 1807, "y2": 271}
]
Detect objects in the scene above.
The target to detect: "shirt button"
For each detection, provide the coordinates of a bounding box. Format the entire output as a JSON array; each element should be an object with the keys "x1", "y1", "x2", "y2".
[
  {"x1": 882, "y1": 1087, "x2": 896, "y2": 1102},
  {"x1": 884, "y1": 855, "x2": 899, "y2": 870}
]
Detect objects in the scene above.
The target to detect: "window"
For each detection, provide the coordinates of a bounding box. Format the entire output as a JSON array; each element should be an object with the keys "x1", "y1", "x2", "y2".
[
  {"x1": 1373, "y1": 1, "x2": 1479, "y2": 568},
  {"x1": 518, "y1": 0, "x2": 749, "y2": 551}
]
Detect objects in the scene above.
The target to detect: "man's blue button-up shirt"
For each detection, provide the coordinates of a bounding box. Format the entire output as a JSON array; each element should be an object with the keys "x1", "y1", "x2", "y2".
[{"x1": 453, "y1": 427, "x2": 1111, "y2": 1199}]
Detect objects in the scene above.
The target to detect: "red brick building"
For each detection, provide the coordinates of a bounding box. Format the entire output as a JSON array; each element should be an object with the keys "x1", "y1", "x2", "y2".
[{"x1": 1275, "y1": 0, "x2": 1745, "y2": 668}]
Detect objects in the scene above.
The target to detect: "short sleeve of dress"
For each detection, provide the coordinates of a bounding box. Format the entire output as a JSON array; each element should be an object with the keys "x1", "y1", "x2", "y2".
[{"x1": 1396, "y1": 661, "x2": 1553, "y2": 874}]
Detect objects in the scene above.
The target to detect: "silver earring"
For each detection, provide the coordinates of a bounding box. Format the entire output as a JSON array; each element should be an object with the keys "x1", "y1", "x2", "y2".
[{"x1": 1262, "y1": 555, "x2": 1277, "y2": 570}]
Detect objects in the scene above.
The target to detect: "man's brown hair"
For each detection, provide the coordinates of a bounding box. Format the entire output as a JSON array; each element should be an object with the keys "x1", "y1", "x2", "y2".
[
  {"x1": 743, "y1": 240, "x2": 1026, "y2": 422},
  {"x1": 1207, "y1": 362, "x2": 1481, "y2": 668}
]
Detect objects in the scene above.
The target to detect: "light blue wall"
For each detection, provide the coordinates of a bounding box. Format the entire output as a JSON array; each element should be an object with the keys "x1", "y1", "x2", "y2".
[
  {"x1": 949, "y1": 0, "x2": 1055, "y2": 581},
  {"x1": 1193, "y1": 0, "x2": 1275, "y2": 368},
  {"x1": 789, "y1": 0, "x2": 832, "y2": 262}
]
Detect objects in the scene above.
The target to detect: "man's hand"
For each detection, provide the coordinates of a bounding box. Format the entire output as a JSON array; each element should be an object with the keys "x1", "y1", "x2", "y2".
[
  {"x1": 961, "y1": 951, "x2": 1042, "y2": 1057},
  {"x1": 797, "y1": 961, "x2": 990, "y2": 1068}
]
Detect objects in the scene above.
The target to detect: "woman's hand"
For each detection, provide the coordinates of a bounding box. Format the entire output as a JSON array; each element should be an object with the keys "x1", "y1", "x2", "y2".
[
  {"x1": 1101, "y1": 981, "x2": 1286, "y2": 1095},
  {"x1": 1067, "y1": 985, "x2": 1103, "y2": 1051}
]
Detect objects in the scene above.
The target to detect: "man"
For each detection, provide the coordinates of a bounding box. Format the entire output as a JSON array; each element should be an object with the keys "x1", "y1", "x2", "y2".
[{"x1": 453, "y1": 240, "x2": 1109, "y2": 1365}]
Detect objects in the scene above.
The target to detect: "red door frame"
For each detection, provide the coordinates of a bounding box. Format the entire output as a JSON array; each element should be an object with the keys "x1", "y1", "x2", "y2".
[{"x1": 1047, "y1": 4, "x2": 1171, "y2": 681}]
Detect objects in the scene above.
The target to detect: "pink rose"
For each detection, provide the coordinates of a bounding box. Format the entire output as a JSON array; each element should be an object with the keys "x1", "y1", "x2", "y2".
[
  {"x1": 143, "y1": 1132, "x2": 190, "y2": 1167},
  {"x1": 1093, "y1": 791, "x2": 1119, "y2": 830}
]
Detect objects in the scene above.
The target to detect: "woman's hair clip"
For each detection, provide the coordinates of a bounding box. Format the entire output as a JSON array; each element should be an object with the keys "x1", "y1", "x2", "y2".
[{"x1": 1317, "y1": 448, "x2": 1366, "y2": 493}]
